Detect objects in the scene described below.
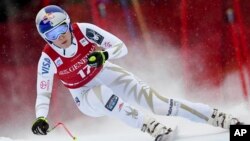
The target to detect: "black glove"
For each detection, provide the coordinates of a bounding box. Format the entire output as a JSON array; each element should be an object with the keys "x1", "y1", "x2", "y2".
[
  {"x1": 87, "y1": 51, "x2": 109, "y2": 67},
  {"x1": 32, "y1": 117, "x2": 49, "y2": 135}
]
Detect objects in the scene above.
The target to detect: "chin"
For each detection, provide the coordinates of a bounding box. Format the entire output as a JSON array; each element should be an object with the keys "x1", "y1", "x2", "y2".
[
  {"x1": 63, "y1": 44, "x2": 70, "y2": 48},
  {"x1": 65, "y1": 43, "x2": 71, "y2": 48},
  {"x1": 61, "y1": 42, "x2": 71, "y2": 48}
]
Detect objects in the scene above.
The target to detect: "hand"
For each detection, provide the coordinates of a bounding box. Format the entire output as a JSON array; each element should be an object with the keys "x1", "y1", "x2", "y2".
[
  {"x1": 87, "y1": 51, "x2": 109, "y2": 67},
  {"x1": 32, "y1": 117, "x2": 49, "y2": 135}
]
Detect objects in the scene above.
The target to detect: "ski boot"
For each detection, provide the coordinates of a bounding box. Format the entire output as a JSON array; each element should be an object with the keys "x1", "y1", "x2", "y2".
[
  {"x1": 208, "y1": 109, "x2": 242, "y2": 129},
  {"x1": 141, "y1": 118, "x2": 175, "y2": 141}
]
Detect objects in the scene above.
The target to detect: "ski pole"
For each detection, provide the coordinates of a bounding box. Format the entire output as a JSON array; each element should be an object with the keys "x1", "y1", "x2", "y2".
[{"x1": 48, "y1": 122, "x2": 77, "y2": 141}]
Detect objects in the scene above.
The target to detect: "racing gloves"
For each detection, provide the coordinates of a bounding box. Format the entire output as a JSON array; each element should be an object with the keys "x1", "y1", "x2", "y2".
[
  {"x1": 87, "y1": 51, "x2": 109, "y2": 67},
  {"x1": 32, "y1": 117, "x2": 49, "y2": 135}
]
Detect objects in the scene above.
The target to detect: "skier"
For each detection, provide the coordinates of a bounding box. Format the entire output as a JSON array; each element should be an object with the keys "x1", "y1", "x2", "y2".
[{"x1": 32, "y1": 5, "x2": 241, "y2": 141}]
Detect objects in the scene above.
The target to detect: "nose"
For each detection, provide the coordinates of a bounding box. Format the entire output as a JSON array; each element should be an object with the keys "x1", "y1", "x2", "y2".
[{"x1": 58, "y1": 34, "x2": 64, "y2": 40}]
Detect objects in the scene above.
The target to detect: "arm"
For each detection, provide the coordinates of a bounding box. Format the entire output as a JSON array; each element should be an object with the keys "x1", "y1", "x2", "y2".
[
  {"x1": 32, "y1": 52, "x2": 56, "y2": 135},
  {"x1": 78, "y1": 23, "x2": 128, "y2": 60},
  {"x1": 36, "y1": 52, "x2": 56, "y2": 118}
]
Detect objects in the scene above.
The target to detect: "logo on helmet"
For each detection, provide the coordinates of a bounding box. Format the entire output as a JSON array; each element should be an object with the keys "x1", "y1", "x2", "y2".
[{"x1": 42, "y1": 13, "x2": 55, "y2": 25}]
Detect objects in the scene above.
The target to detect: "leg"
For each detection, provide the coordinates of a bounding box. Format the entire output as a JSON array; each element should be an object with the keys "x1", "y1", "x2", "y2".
[
  {"x1": 69, "y1": 86, "x2": 104, "y2": 117},
  {"x1": 70, "y1": 85, "x2": 174, "y2": 141},
  {"x1": 98, "y1": 62, "x2": 241, "y2": 129}
]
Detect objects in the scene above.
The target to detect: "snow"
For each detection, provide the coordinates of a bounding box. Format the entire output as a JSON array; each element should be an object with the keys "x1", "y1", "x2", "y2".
[{"x1": 1, "y1": 103, "x2": 249, "y2": 141}]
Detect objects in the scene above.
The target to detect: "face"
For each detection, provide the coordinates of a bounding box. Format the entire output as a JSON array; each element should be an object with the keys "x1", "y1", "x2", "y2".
[{"x1": 51, "y1": 30, "x2": 72, "y2": 49}]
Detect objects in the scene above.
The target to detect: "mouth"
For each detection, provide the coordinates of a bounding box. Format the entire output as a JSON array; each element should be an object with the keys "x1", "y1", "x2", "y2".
[{"x1": 62, "y1": 40, "x2": 67, "y2": 44}]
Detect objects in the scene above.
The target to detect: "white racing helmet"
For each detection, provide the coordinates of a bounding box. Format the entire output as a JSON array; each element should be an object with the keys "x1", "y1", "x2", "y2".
[{"x1": 35, "y1": 5, "x2": 70, "y2": 43}]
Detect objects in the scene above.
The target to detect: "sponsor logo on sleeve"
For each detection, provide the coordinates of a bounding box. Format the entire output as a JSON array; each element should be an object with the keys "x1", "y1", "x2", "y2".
[
  {"x1": 79, "y1": 38, "x2": 89, "y2": 47},
  {"x1": 42, "y1": 58, "x2": 51, "y2": 74},
  {"x1": 105, "y1": 95, "x2": 119, "y2": 111},
  {"x1": 86, "y1": 28, "x2": 104, "y2": 44},
  {"x1": 55, "y1": 57, "x2": 63, "y2": 67},
  {"x1": 40, "y1": 80, "x2": 50, "y2": 91},
  {"x1": 104, "y1": 41, "x2": 112, "y2": 48}
]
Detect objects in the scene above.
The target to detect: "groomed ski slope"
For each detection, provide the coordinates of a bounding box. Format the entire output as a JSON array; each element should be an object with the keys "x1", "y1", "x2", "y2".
[{"x1": 1, "y1": 103, "x2": 249, "y2": 141}]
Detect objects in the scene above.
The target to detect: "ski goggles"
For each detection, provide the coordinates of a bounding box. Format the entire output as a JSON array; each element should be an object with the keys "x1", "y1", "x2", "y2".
[{"x1": 44, "y1": 23, "x2": 69, "y2": 41}]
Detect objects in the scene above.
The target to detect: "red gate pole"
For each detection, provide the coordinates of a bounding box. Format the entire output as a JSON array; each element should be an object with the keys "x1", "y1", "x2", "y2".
[
  {"x1": 233, "y1": 0, "x2": 250, "y2": 98},
  {"x1": 227, "y1": 10, "x2": 248, "y2": 100}
]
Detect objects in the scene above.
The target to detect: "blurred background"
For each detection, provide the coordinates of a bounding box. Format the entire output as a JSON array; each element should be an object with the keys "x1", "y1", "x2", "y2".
[{"x1": 0, "y1": 0, "x2": 250, "y2": 138}]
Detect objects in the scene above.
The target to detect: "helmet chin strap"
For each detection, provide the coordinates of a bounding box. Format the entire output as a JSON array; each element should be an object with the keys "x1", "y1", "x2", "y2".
[
  {"x1": 71, "y1": 32, "x2": 76, "y2": 45},
  {"x1": 69, "y1": 23, "x2": 76, "y2": 45}
]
